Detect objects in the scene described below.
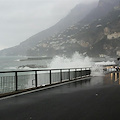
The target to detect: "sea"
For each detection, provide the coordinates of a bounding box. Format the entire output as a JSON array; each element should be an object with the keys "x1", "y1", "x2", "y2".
[
  {"x1": 0, "y1": 56, "x2": 51, "y2": 71},
  {"x1": 0, "y1": 55, "x2": 116, "y2": 72},
  {"x1": 0, "y1": 55, "x2": 116, "y2": 93},
  {"x1": 0, "y1": 56, "x2": 53, "y2": 93}
]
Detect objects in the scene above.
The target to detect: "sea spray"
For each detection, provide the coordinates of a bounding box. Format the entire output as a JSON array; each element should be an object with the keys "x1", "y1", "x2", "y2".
[
  {"x1": 48, "y1": 52, "x2": 116, "y2": 76},
  {"x1": 48, "y1": 52, "x2": 93, "y2": 69},
  {"x1": 91, "y1": 61, "x2": 116, "y2": 76},
  {"x1": 95, "y1": 61, "x2": 115, "y2": 66},
  {"x1": 91, "y1": 65, "x2": 104, "y2": 76}
]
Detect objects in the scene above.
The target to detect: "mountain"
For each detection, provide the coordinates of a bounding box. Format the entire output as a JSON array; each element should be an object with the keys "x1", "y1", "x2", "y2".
[
  {"x1": 77, "y1": 0, "x2": 120, "y2": 26},
  {"x1": 87, "y1": 9, "x2": 120, "y2": 57},
  {"x1": 27, "y1": 8, "x2": 120, "y2": 57},
  {"x1": 76, "y1": 0, "x2": 120, "y2": 57},
  {"x1": 0, "y1": 0, "x2": 120, "y2": 57},
  {"x1": 0, "y1": 2, "x2": 97, "y2": 56},
  {"x1": 26, "y1": 0, "x2": 120, "y2": 57}
]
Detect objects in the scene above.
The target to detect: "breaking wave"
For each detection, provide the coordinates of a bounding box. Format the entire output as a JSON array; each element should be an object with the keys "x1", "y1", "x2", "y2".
[{"x1": 48, "y1": 52, "x2": 93, "y2": 69}]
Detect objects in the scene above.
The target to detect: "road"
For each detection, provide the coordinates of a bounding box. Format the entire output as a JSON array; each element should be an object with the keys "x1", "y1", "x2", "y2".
[{"x1": 0, "y1": 72, "x2": 120, "y2": 120}]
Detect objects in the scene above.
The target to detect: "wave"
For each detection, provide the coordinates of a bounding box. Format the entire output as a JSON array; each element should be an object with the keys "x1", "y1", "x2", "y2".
[{"x1": 48, "y1": 52, "x2": 93, "y2": 69}]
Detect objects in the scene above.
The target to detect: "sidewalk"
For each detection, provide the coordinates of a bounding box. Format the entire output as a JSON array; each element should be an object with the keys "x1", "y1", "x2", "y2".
[{"x1": 0, "y1": 72, "x2": 120, "y2": 120}]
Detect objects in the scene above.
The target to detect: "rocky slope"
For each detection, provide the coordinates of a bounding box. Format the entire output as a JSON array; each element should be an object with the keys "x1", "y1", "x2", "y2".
[
  {"x1": 27, "y1": 0, "x2": 120, "y2": 57},
  {"x1": 27, "y1": 9, "x2": 120, "y2": 57},
  {"x1": 0, "y1": 0, "x2": 120, "y2": 57},
  {"x1": 0, "y1": 2, "x2": 97, "y2": 56}
]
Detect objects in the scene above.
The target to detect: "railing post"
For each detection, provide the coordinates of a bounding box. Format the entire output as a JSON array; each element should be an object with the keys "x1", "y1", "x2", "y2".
[
  {"x1": 35, "y1": 71, "x2": 38, "y2": 88},
  {"x1": 50, "y1": 70, "x2": 52, "y2": 84},
  {"x1": 75, "y1": 69, "x2": 77, "y2": 79},
  {"x1": 89, "y1": 68, "x2": 91, "y2": 76},
  {"x1": 87, "y1": 68, "x2": 89, "y2": 76},
  {"x1": 15, "y1": 71, "x2": 18, "y2": 91},
  {"x1": 85, "y1": 68, "x2": 86, "y2": 76},
  {"x1": 81, "y1": 68, "x2": 83, "y2": 78},
  {"x1": 60, "y1": 69, "x2": 62, "y2": 82},
  {"x1": 69, "y1": 69, "x2": 70, "y2": 81}
]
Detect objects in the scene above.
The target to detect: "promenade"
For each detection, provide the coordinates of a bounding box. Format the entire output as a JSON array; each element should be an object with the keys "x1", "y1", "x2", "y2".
[{"x1": 0, "y1": 72, "x2": 120, "y2": 120}]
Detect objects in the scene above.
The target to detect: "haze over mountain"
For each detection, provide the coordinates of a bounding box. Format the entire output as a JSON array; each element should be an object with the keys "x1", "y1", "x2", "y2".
[{"x1": 0, "y1": 0, "x2": 120, "y2": 57}]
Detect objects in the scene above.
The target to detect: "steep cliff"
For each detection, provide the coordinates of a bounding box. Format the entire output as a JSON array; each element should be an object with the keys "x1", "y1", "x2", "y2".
[
  {"x1": 0, "y1": 0, "x2": 120, "y2": 57},
  {"x1": 27, "y1": 0, "x2": 120, "y2": 57}
]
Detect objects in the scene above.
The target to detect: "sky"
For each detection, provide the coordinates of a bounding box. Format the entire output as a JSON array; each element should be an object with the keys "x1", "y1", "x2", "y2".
[{"x1": 0, "y1": 0, "x2": 98, "y2": 50}]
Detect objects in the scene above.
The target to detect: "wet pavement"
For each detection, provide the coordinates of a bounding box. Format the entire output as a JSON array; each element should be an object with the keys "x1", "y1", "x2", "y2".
[{"x1": 0, "y1": 72, "x2": 120, "y2": 120}]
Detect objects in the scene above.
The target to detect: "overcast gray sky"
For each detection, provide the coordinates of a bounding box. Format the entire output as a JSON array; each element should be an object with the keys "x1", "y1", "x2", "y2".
[{"x1": 0, "y1": 0, "x2": 98, "y2": 50}]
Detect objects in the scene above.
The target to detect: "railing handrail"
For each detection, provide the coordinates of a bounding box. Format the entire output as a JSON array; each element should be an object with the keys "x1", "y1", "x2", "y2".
[
  {"x1": 0, "y1": 67, "x2": 91, "y2": 73},
  {"x1": 0, "y1": 67, "x2": 91, "y2": 95}
]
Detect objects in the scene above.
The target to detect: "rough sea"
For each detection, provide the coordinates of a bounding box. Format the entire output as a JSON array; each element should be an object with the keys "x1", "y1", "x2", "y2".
[
  {"x1": 0, "y1": 54, "x2": 116, "y2": 72},
  {"x1": 0, "y1": 55, "x2": 116, "y2": 93},
  {"x1": 0, "y1": 56, "x2": 51, "y2": 71}
]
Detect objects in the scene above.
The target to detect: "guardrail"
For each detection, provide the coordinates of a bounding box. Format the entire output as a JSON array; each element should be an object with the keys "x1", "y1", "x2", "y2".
[
  {"x1": 0, "y1": 67, "x2": 91, "y2": 94},
  {"x1": 103, "y1": 65, "x2": 117, "y2": 73}
]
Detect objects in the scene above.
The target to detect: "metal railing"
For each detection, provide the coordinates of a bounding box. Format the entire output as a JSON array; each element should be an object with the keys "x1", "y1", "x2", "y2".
[{"x1": 0, "y1": 67, "x2": 91, "y2": 94}]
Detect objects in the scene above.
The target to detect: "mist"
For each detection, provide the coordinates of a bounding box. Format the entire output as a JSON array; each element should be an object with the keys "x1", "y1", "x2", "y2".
[
  {"x1": 0, "y1": 0, "x2": 98, "y2": 50},
  {"x1": 48, "y1": 52, "x2": 93, "y2": 69},
  {"x1": 48, "y1": 52, "x2": 117, "y2": 76}
]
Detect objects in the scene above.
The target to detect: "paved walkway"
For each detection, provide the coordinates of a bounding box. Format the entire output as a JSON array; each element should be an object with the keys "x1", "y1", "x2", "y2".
[{"x1": 0, "y1": 72, "x2": 120, "y2": 120}]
